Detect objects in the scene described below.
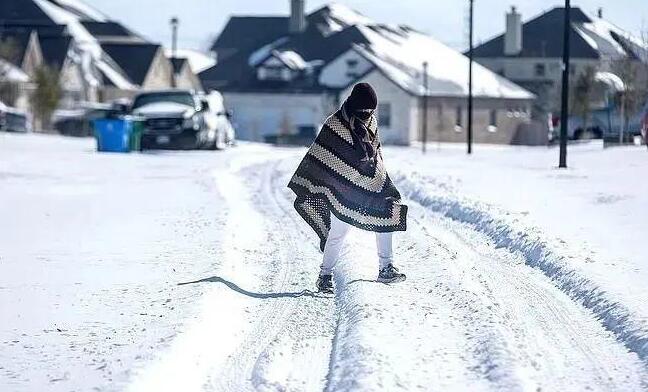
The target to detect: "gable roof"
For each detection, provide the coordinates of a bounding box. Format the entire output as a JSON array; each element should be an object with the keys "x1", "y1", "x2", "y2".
[
  {"x1": 211, "y1": 16, "x2": 289, "y2": 53},
  {"x1": 200, "y1": 7, "x2": 372, "y2": 92},
  {"x1": 39, "y1": 34, "x2": 72, "y2": 71},
  {"x1": 170, "y1": 57, "x2": 188, "y2": 74},
  {"x1": 472, "y1": 7, "x2": 646, "y2": 60},
  {"x1": 101, "y1": 43, "x2": 160, "y2": 85},
  {"x1": 0, "y1": 31, "x2": 36, "y2": 67},
  {"x1": 351, "y1": 25, "x2": 534, "y2": 99},
  {"x1": 201, "y1": 3, "x2": 533, "y2": 99},
  {"x1": 0, "y1": 0, "x2": 57, "y2": 25}
]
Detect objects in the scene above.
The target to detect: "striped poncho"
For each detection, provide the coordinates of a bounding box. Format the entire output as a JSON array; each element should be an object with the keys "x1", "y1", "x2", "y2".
[{"x1": 288, "y1": 106, "x2": 408, "y2": 251}]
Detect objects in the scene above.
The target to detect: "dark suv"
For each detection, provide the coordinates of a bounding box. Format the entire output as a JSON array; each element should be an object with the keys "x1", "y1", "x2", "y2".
[{"x1": 131, "y1": 90, "x2": 223, "y2": 149}]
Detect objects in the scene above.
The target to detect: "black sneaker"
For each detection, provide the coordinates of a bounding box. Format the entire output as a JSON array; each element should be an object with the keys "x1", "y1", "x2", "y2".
[
  {"x1": 377, "y1": 264, "x2": 406, "y2": 283},
  {"x1": 316, "y1": 274, "x2": 333, "y2": 294}
]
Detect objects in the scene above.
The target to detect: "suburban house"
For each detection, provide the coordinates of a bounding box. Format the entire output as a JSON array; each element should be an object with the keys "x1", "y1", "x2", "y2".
[
  {"x1": 472, "y1": 6, "x2": 648, "y2": 117},
  {"x1": 201, "y1": 0, "x2": 539, "y2": 145},
  {"x1": 39, "y1": 33, "x2": 89, "y2": 108},
  {"x1": 0, "y1": 30, "x2": 43, "y2": 110},
  {"x1": 99, "y1": 43, "x2": 174, "y2": 100},
  {"x1": 0, "y1": 0, "x2": 205, "y2": 110}
]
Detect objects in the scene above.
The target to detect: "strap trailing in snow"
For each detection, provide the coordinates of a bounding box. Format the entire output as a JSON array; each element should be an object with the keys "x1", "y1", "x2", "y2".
[{"x1": 288, "y1": 106, "x2": 407, "y2": 251}]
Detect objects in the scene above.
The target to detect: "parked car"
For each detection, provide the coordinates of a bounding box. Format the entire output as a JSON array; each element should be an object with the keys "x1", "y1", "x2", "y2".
[
  {"x1": 52, "y1": 102, "x2": 126, "y2": 137},
  {"x1": 0, "y1": 101, "x2": 32, "y2": 133},
  {"x1": 562, "y1": 106, "x2": 646, "y2": 141},
  {"x1": 131, "y1": 89, "x2": 234, "y2": 150}
]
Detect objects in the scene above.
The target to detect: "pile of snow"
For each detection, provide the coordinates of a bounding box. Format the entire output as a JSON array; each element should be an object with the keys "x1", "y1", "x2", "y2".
[
  {"x1": 388, "y1": 143, "x2": 648, "y2": 364},
  {"x1": 354, "y1": 25, "x2": 534, "y2": 99}
]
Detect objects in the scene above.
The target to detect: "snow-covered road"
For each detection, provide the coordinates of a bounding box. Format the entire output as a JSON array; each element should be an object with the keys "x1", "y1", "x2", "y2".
[{"x1": 1, "y1": 133, "x2": 647, "y2": 391}]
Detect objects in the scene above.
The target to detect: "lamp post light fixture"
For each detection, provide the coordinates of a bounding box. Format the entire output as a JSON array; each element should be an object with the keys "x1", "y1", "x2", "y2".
[{"x1": 170, "y1": 16, "x2": 179, "y2": 88}]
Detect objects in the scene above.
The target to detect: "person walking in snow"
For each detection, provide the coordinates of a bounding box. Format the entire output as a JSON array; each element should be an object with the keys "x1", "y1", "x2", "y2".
[{"x1": 288, "y1": 83, "x2": 407, "y2": 293}]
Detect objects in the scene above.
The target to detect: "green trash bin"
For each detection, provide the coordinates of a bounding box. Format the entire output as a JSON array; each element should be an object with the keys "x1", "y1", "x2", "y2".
[{"x1": 129, "y1": 117, "x2": 144, "y2": 152}]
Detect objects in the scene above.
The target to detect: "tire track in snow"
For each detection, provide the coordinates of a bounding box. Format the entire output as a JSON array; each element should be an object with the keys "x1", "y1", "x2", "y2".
[
  {"x1": 208, "y1": 158, "x2": 335, "y2": 391},
  {"x1": 410, "y1": 206, "x2": 648, "y2": 390}
]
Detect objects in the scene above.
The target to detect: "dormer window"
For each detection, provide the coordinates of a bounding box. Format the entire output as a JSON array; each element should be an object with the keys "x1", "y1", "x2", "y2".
[
  {"x1": 255, "y1": 50, "x2": 307, "y2": 82},
  {"x1": 258, "y1": 65, "x2": 291, "y2": 81},
  {"x1": 346, "y1": 59, "x2": 358, "y2": 68}
]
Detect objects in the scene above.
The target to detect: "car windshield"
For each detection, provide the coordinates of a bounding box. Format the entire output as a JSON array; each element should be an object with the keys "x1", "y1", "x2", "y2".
[{"x1": 132, "y1": 92, "x2": 195, "y2": 109}]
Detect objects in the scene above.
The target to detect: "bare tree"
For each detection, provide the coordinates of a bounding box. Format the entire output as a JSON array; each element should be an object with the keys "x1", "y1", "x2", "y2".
[
  {"x1": 31, "y1": 64, "x2": 61, "y2": 132},
  {"x1": 610, "y1": 25, "x2": 648, "y2": 137},
  {"x1": 0, "y1": 38, "x2": 21, "y2": 106},
  {"x1": 570, "y1": 66, "x2": 597, "y2": 138}
]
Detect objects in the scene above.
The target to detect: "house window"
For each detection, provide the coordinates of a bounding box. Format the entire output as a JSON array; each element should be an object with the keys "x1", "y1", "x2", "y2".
[
  {"x1": 488, "y1": 109, "x2": 498, "y2": 132},
  {"x1": 534, "y1": 63, "x2": 546, "y2": 77},
  {"x1": 346, "y1": 59, "x2": 358, "y2": 68},
  {"x1": 378, "y1": 103, "x2": 391, "y2": 127},
  {"x1": 259, "y1": 65, "x2": 289, "y2": 81}
]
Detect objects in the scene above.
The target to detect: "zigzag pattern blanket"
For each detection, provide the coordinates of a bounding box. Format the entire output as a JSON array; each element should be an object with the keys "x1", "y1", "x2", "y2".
[{"x1": 288, "y1": 108, "x2": 408, "y2": 251}]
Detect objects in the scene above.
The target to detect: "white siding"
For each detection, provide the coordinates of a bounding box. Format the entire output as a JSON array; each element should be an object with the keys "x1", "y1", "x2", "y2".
[
  {"x1": 222, "y1": 92, "x2": 337, "y2": 142},
  {"x1": 319, "y1": 49, "x2": 373, "y2": 88},
  {"x1": 341, "y1": 70, "x2": 414, "y2": 145}
]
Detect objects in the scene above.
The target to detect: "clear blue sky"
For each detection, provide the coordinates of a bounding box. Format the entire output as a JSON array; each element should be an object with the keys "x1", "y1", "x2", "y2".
[{"x1": 83, "y1": 0, "x2": 647, "y2": 51}]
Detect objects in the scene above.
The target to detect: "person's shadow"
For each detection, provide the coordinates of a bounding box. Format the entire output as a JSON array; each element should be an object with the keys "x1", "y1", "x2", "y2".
[{"x1": 177, "y1": 276, "x2": 331, "y2": 299}]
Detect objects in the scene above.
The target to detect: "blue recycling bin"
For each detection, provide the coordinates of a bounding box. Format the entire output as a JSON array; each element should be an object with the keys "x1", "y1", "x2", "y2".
[{"x1": 94, "y1": 118, "x2": 133, "y2": 153}]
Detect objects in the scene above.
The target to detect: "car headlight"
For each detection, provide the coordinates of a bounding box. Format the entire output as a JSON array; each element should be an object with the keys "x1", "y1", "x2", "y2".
[{"x1": 183, "y1": 116, "x2": 199, "y2": 130}]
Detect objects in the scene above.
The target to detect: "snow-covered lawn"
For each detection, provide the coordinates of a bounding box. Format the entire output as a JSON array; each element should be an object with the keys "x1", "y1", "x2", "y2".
[{"x1": 1, "y1": 133, "x2": 647, "y2": 391}]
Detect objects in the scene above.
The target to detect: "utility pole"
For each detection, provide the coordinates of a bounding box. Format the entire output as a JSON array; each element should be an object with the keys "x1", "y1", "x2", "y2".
[
  {"x1": 170, "y1": 16, "x2": 179, "y2": 88},
  {"x1": 467, "y1": 0, "x2": 474, "y2": 155},
  {"x1": 559, "y1": 1, "x2": 571, "y2": 168},
  {"x1": 422, "y1": 61, "x2": 428, "y2": 154}
]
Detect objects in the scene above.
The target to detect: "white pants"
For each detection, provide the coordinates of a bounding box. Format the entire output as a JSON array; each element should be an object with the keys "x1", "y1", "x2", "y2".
[{"x1": 320, "y1": 213, "x2": 393, "y2": 275}]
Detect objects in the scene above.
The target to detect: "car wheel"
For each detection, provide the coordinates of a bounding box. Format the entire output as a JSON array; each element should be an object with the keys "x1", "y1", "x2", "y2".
[{"x1": 212, "y1": 130, "x2": 226, "y2": 150}]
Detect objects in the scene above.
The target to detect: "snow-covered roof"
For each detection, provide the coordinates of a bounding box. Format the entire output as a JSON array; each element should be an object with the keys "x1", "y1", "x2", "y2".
[
  {"x1": 315, "y1": 2, "x2": 374, "y2": 35},
  {"x1": 0, "y1": 59, "x2": 30, "y2": 83},
  {"x1": 50, "y1": 0, "x2": 108, "y2": 21},
  {"x1": 575, "y1": 15, "x2": 648, "y2": 61},
  {"x1": 205, "y1": 2, "x2": 533, "y2": 99},
  {"x1": 248, "y1": 37, "x2": 290, "y2": 67},
  {"x1": 270, "y1": 50, "x2": 308, "y2": 70},
  {"x1": 474, "y1": 7, "x2": 648, "y2": 62},
  {"x1": 164, "y1": 48, "x2": 217, "y2": 74},
  {"x1": 12, "y1": 0, "x2": 137, "y2": 89},
  {"x1": 594, "y1": 71, "x2": 626, "y2": 92},
  {"x1": 352, "y1": 25, "x2": 534, "y2": 99}
]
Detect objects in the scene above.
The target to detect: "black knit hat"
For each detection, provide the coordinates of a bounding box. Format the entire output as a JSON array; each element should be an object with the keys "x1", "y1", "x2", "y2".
[{"x1": 346, "y1": 83, "x2": 377, "y2": 112}]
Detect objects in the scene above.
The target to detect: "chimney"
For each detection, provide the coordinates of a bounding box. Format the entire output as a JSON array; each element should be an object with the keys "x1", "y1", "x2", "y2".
[
  {"x1": 289, "y1": 0, "x2": 306, "y2": 34},
  {"x1": 504, "y1": 6, "x2": 522, "y2": 56}
]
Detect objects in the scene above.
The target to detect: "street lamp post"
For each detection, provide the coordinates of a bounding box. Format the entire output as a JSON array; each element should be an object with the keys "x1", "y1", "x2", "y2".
[
  {"x1": 170, "y1": 16, "x2": 179, "y2": 88},
  {"x1": 422, "y1": 61, "x2": 428, "y2": 154},
  {"x1": 467, "y1": 0, "x2": 474, "y2": 155},
  {"x1": 559, "y1": 1, "x2": 571, "y2": 168}
]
